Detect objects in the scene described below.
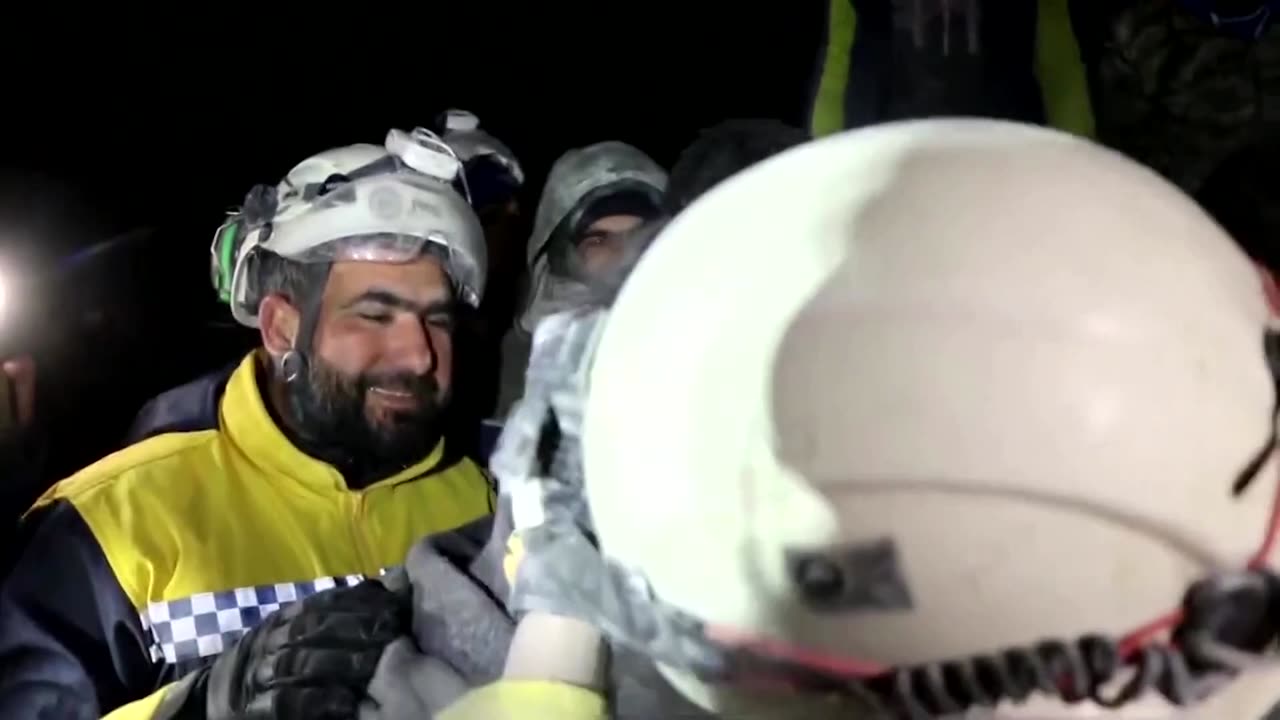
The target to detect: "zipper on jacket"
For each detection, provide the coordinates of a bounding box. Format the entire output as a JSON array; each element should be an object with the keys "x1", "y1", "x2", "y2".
[{"x1": 349, "y1": 492, "x2": 377, "y2": 576}]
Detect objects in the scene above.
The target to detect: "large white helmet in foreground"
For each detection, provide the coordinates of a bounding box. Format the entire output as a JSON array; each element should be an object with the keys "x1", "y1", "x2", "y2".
[{"x1": 582, "y1": 119, "x2": 1280, "y2": 718}]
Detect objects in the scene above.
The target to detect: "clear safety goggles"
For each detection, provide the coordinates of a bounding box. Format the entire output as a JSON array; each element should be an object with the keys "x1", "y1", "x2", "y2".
[
  {"x1": 288, "y1": 231, "x2": 451, "y2": 264},
  {"x1": 268, "y1": 171, "x2": 486, "y2": 305},
  {"x1": 285, "y1": 231, "x2": 483, "y2": 310}
]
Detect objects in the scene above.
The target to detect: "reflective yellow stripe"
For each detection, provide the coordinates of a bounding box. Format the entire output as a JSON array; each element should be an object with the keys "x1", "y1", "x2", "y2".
[
  {"x1": 102, "y1": 684, "x2": 171, "y2": 719},
  {"x1": 1035, "y1": 0, "x2": 1095, "y2": 138},
  {"x1": 810, "y1": 0, "x2": 857, "y2": 138},
  {"x1": 439, "y1": 681, "x2": 606, "y2": 720}
]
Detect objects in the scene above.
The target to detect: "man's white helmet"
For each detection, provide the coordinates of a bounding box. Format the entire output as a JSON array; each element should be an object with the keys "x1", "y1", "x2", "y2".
[
  {"x1": 579, "y1": 119, "x2": 1280, "y2": 718},
  {"x1": 212, "y1": 127, "x2": 486, "y2": 327}
]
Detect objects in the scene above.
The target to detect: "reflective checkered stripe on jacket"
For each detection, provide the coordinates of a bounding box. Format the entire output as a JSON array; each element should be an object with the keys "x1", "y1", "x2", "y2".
[{"x1": 138, "y1": 572, "x2": 386, "y2": 664}]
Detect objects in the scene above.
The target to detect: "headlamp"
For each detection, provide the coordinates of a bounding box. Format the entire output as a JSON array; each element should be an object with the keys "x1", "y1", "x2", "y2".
[{"x1": 384, "y1": 127, "x2": 470, "y2": 203}]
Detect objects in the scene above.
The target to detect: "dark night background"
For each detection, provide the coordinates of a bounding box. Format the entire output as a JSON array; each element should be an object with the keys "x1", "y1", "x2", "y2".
[{"x1": 0, "y1": 9, "x2": 823, "y2": 480}]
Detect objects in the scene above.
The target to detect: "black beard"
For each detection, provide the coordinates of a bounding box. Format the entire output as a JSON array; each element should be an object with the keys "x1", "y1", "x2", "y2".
[{"x1": 286, "y1": 356, "x2": 447, "y2": 484}]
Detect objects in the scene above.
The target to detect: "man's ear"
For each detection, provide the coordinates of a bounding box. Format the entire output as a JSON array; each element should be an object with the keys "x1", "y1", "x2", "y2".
[{"x1": 258, "y1": 294, "x2": 301, "y2": 356}]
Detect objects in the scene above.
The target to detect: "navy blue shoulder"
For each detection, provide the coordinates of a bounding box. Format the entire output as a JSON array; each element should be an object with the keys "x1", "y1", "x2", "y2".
[{"x1": 124, "y1": 361, "x2": 239, "y2": 445}]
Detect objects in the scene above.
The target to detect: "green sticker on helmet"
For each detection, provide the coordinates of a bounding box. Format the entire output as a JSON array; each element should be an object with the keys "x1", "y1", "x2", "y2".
[{"x1": 213, "y1": 219, "x2": 241, "y2": 304}]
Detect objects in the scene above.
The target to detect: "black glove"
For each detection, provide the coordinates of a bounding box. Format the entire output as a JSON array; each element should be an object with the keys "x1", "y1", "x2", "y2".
[{"x1": 158, "y1": 580, "x2": 409, "y2": 720}]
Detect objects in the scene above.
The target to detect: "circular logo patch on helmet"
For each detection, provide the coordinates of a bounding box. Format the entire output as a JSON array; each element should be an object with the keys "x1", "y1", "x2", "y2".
[{"x1": 369, "y1": 186, "x2": 404, "y2": 220}]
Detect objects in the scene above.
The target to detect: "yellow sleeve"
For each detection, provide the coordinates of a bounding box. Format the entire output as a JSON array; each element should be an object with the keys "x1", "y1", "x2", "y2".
[
  {"x1": 1035, "y1": 0, "x2": 1095, "y2": 139},
  {"x1": 437, "y1": 680, "x2": 606, "y2": 720},
  {"x1": 101, "y1": 683, "x2": 173, "y2": 719},
  {"x1": 809, "y1": 0, "x2": 858, "y2": 137}
]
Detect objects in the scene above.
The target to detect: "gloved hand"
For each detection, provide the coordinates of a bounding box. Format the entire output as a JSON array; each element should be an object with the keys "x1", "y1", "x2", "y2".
[
  {"x1": 356, "y1": 525, "x2": 516, "y2": 720},
  {"x1": 159, "y1": 580, "x2": 408, "y2": 720},
  {"x1": 357, "y1": 639, "x2": 469, "y2": 720}
]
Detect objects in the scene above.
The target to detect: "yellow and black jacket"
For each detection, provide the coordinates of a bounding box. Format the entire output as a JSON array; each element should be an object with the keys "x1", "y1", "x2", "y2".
[
  {"x1": 808, "y1": 0, "x2": 1097, "y2": 138},
  {"x1": 0, "y1": 353, "x2": 495, "y2": 719}
]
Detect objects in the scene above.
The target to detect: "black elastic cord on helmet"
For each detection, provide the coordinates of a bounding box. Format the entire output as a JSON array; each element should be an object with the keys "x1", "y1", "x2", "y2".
[
  {"x1": 275, "y1": 171, "x2": 365, "y2": 373},
  {"x1": 1233, "y1": 330, "x2": 1280, "y2": 496},
  {"x1": 288, "y1": 267, "x2": 330, "y2": 375},
  {"x1": 234, "y1": 183, "x2": 326, "y2": 379}
]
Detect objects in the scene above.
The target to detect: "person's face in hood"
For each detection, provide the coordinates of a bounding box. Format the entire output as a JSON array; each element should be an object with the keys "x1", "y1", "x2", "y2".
[
  {"x1": 262, "y1": 256, "x2": 456, "y2": 467},
  {"x1": 549, "y1": 187, "x2": 666, "y2": 282},
  {"x1": 574, "y1": 214, "x2": 648, "y2": 279},
  {"x1": 518, "y1": 141, "x2": 669, "y2": 333}
]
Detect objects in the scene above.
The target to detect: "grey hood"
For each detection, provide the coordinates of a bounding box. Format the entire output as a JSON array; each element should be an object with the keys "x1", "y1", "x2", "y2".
[{"x1": 518, "y1": 141, "x2": 667, "y2": 333}]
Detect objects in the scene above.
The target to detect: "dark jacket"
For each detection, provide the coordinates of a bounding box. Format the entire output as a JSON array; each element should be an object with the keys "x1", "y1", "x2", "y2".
[
  {"x1": 808, "y1": 0, "x2": 1097, "y2": 137},
  {"x1": 1, "y1": 428, "x2": 46, "y2": 560},
  {"x1": 123, "y1": 362, "x2": 237, "y2": 446}
]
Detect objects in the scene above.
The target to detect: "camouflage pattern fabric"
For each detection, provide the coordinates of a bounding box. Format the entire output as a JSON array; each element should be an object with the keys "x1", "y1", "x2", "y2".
[{"x1": 1094, "y1": 0, "x2": 1280, "y2": 192}]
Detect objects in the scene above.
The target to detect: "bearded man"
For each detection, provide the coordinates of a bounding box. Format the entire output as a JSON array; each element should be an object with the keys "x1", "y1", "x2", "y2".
[{"x1": 0, "y1": 132, "x2": 495, "y2": 720}]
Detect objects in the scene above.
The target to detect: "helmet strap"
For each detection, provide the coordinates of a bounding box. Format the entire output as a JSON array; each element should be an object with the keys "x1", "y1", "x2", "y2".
[{"x1": 281, "y1": 262, "x2": 331, "y2": 384}]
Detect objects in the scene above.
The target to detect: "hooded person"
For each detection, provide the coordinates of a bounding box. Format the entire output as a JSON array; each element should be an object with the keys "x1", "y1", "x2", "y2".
[{"x1": 491, "y1": 141, "x2": 667, "y2": 421}]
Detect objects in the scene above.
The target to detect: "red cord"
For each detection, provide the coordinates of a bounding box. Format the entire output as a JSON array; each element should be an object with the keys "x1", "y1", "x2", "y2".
[
  {"x1": 1117, "y1": 459, "x2": 1280, "y2": 659},
  {"x1": 705, "y1": 452, "x2": 1280, "y2": 678}
]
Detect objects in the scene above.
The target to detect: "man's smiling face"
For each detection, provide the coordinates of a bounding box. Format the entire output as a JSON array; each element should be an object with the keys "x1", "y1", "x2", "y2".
[{"x1": 297, "y1": 255, "x2": 456, "y2": 462}]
